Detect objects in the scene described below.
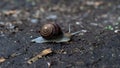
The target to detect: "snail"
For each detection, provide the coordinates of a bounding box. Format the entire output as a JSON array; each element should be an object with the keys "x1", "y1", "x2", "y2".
[{"x1": 31, "y1": 23, "x2": 82, "y2": 43}]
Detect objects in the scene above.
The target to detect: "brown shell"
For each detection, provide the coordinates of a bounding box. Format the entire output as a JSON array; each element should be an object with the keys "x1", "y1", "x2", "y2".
[{"x1": 40, "y1": 23, "x2": 63, "y2": 40}]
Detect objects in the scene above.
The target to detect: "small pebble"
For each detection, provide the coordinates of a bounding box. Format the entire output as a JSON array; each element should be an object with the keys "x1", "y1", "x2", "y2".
[
  {"x1": 76, "y1": 22, "x2": 80, "y2": 25},
  {"x1": 30, "y1": 19, "x2": 38, "y2": 24},
  {"x1": 46, "y1": 14, "x2": 57, "y2": 20},
  {"x1": 86, "y1": 1, "x2": 103, "y2": 7},
  {"x1": 30, "y1": 36, "x2": 33, "y2": 38},
  {"x1": 114, "y1": 30, "x2": 120, "y2": 33},
  {"x1": 33, "y1": 10, "x2": 40, "y2": 18},
  {"x1": 90, "y1": 23, "x2": 98, "y2": 26},
  {"x1": 81, "y1": 30, "x2": 87, "y2": 33},
  {"x1": 16, "y1": 20, "x2": 23, "y2": 24},
  {"x1": 40, "y1": 7, "x2": 45, "y2": 12},
  {"x1": 47, "y1": 62, "x2": 51, "y2": 68},
  {"x1": 6, "y1": 23, "x2": 15, "y2": 29},
  {"x1": 0, "y1": 31, "x2": 5, "y2": 37},
  {"x1": 0, "y1": 21, "x2": 4, "y2": 25},
  {"x1": 63, "y1": 51, "x2": 67, "y2": 54},
  {"x1": 117, "y1": 17, "x2": 120, "y2": 21}
]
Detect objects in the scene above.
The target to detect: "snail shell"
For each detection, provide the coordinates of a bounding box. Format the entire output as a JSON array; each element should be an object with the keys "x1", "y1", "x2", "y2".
[
  {"x1": 31, "y1": 23, "x2": 82, "y2": 43},
  {"x1": 40, "y1": 23, "x2": 63, "y2": 40}
]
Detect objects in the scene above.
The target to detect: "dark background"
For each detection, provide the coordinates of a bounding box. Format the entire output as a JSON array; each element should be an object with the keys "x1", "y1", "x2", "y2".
[{"x1": 0, "y1": 0, "x2": 120, "y2": 68}]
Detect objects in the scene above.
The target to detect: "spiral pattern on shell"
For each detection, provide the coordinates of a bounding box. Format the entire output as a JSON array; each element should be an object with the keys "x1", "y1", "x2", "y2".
[{"x1": 40, "y1": 23, "x2": 63, "y2": 40}]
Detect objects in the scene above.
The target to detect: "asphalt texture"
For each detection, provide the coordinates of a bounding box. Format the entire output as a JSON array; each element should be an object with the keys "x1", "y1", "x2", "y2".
[{"x1": 0, "y1": 0, "x2": 120, "y2": 68}]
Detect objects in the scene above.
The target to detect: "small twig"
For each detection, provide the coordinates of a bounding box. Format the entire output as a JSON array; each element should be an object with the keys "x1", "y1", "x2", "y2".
[
  {"x1": 0, "y1": 57, "x2": 6, "y2": 63},
  {"x1": 27, "y1": 48, "x2": 52, "y2": 64}
]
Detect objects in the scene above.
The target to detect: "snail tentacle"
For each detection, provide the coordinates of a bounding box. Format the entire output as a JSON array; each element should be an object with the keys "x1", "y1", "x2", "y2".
[
  {"x1": 68, "y1": 24, "x2": 71, "y2": 33},
  {"x1": 71, "y1": 31, "x2": 82, "y2": 35}
]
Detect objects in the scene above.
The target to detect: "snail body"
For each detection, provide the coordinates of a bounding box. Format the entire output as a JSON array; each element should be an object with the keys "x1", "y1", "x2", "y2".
[{"x1": 31, "y1": 23, "x2": 81, "y2": 43}]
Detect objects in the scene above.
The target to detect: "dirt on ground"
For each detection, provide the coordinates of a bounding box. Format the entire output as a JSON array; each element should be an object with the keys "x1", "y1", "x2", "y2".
[{"x1": 0, "y1": 0, "x2": 120, "y2": 68}]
